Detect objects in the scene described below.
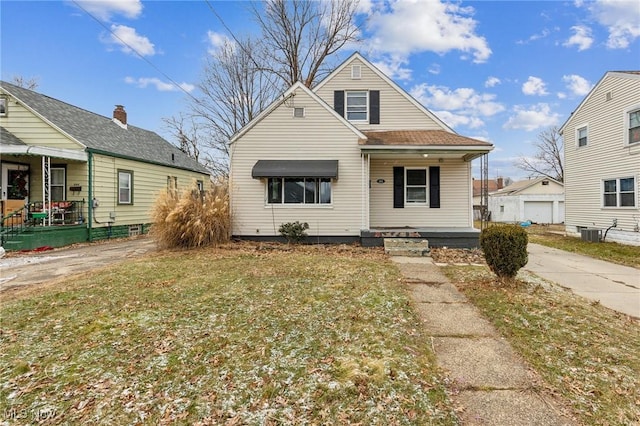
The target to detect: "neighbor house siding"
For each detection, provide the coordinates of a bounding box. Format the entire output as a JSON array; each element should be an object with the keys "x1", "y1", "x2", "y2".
[
  {"x1": 315, "y1": 58, "x2": 444, "y2": 131},
  {"x1": 230, "y1": 87, "x2": 363, "y2": 237},
  {"x1": 0, "y1": 100, "x2": 84, "y2": 150},
  {"x1": 369, "y1": 158, "x2": 472, "y2": 227},
  {"x1": 91, "y1": 153, "x2": 207, "y2": 227},
  {"x1": 564, "y1": 73, "x2": 640, "y2": 236}
]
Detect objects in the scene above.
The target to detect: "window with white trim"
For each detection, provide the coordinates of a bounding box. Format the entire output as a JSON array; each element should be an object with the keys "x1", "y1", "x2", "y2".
[
  {"x1": 628, "y1": 108, "x2": 640, "y2": 145},
  {"x1": 51, "y1": 167, "x2": 66, "y2": 201},
  {"x1": 346, "y1": 91, "x2": 367, "y2": 121},
  {"x1": 405, "y1": 169, "x2": 427, "y2": 204},
  {"x1": 577, "y1": 126, "x2": 588, "y2": 147},
  {"x1": 118, "y1": 170, "x2": 133, "y2": 204},
  {"x1": 267, "y1": 177, "x2": 331, "y2": 204},
  {"x1": 603, "y1": 177, "x2": 635, "y2": 207}
]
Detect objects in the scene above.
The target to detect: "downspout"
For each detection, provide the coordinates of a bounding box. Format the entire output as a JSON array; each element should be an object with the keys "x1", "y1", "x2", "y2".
[{"x1": 87, "y1": 150, "x2": 93, "y2": 242}]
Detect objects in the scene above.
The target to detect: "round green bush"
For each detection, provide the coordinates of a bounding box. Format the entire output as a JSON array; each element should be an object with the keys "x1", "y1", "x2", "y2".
[{"x1": 480, "y1": 224, "x2": 528, "y2": 280}]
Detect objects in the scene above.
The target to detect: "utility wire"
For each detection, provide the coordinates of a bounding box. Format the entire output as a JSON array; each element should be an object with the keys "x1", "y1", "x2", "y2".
[{"x1": 71, "y1": 0, "x2": 204, "y2": 107}]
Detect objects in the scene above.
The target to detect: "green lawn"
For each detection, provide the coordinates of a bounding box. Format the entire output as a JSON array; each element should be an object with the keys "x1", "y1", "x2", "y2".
[
  {"x1": 1, "y1": 245, "x2": 455, "y2": 424},
  {"x1": 443, "y1": 265, "x2": 640, "y2": 426}
]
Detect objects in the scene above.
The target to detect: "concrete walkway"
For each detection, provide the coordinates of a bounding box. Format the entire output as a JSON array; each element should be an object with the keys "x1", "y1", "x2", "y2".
[
  {"x1": 392, "y1": 256, "x2": 576, "y2": 426},
  {"x1": 525, "y1": 243, "x2": 640, "y2": 318}
]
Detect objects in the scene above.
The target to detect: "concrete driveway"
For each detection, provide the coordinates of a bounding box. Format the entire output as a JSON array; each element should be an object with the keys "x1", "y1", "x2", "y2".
[
  {"x1": 525, "y1": 243, "x2": 640, "y2": 318},
  {"x1": 0, "y1": 236, "x2": 156, "y2": 293}
]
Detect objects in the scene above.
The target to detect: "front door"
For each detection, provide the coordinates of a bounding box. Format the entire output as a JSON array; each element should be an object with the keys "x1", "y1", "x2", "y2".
[{"x1": 1, "y1": 163, "x2": 30, "y2": 202}]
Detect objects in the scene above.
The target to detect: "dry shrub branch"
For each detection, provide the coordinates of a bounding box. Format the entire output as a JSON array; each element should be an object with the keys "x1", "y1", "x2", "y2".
[{"x1": 150, "y1": 180, "x2": 230, "y2": 249}]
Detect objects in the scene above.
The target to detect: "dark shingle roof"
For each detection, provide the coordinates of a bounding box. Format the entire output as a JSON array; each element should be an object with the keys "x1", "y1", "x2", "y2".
[
  {"x1": 360, "y1": 130, "x2": 493, "y2": 147},
  {"x1": 0, "y1": 81, "x2": 208, "y2": 174},
  {"x1": 0, "y1": 126, "x2": 27, "y2": 146}
]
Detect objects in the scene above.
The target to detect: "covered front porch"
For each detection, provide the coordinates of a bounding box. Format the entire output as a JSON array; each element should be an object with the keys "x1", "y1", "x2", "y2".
[
  {"x1": 1, "y1": 134, "x2": 90, "y2": 250},
  {"x1": 358, "y1": 130, "x2": 492, "y2": 249}
]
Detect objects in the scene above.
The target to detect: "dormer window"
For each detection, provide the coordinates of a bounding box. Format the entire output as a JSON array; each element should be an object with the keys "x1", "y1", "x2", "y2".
[
  {"x1": 346, "y1": 91, "x2": 367, "y2": 121},
  {"x1": 333, "y1": 90, "x2": 380, "y2": 124}
]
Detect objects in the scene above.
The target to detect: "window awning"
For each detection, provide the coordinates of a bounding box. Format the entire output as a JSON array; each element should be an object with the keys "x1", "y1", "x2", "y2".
[{"x1": 252, "y1": 160, "x2": 339, "y2": 179}]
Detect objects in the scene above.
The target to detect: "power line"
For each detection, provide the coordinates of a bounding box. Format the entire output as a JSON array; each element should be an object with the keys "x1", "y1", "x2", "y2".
[{"x1": 71, "y1": 0, "x2": 202, "y2": 105}]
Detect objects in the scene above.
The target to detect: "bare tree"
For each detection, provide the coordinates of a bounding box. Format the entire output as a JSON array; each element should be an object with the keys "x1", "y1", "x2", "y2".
[
  {"x1": 166, "y1": 0, "x2": 360, "y2": 176},
  {"x1": 165, "y1": 36, "x2": 278, "y2": 177},
  {"x1": 11, "y1": 76, "x2": 39, "y2": 90},
  {"x1": 253, "y1": 0, "x2": 361, "y2": 87},
  {"x1": 515, "y1": 126, "x2": 564, "y2": 182}
]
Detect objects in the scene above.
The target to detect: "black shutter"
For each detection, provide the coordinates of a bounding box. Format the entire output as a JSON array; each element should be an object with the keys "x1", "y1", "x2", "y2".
[
  {"x1": 393, "y1": 167, "x2": 404, "y2": 208},
  {"x1": 369, "y1": 90, "x2": 380, "y2": 124},
  {"x1": 334, "y1": 91, "x2": 344, "y2": 117},
  {"x1": 429, "y1": 166, "x2": 440, "y2": 208}
]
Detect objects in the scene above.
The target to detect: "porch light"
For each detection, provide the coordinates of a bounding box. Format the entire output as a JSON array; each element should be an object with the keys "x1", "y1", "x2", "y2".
[{"x1": 422, "y1": 154, "x2": 429, "y2": 158}]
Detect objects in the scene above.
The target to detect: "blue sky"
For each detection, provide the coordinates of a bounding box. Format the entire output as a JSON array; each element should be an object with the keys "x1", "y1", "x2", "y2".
[{"x1": 2, "y1": 0, "x2": 639, "y2": 180}]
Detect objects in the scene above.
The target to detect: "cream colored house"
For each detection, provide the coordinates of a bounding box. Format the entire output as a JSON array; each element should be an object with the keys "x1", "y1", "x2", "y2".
[
  {"x1": 560, "y1": 71, "x2": 640, "y2": 245},
  {"x1": 488, "y1": 177, "x2": 564, "y2": 224},
  {"x1": 230, "y1": 53, "x2": 493, "y2": 248},
  {"x1": 0, "y1": 81, "x2": 210, "y2": 250}
]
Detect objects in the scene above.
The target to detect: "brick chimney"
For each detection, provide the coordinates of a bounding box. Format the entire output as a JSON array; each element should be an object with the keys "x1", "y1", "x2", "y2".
[
  {"x1": 113, "y1": 105, "x2": 127, "y2": 125},
  {"x1": 497, "y1": 177, "x2": 504, "y2": 189}
]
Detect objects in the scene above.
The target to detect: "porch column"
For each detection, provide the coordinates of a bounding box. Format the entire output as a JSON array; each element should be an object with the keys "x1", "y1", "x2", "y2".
[
  {"x1": 361, "y1": 153, "x2": 370, "y2": 230},
  {"x1": 42, "y1": 156, "x2": 51, "y2": 226}
]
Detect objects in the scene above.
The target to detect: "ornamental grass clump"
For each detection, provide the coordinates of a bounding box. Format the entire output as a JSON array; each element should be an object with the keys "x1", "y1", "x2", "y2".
[
  {"x1": 150, "y1": 180, "x2": 230, "y2": 249},
  {"x1": 480, "y1": 224, "x2": 528, "y2": 281}
]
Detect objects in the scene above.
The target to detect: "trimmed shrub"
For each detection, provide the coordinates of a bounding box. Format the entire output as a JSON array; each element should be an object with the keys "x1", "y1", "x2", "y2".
[
  {"x1": 480, "y1": 224, "x2": 528, "y2": 280},
  {"x1": 150, "y1": 180, "x2": 230, "y2": 249},
  {"x1": 278, "y1": 221, "x2": 309, "y2": 244}
]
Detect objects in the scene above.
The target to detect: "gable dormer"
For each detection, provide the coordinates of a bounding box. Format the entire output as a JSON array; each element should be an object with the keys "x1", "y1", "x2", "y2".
[{"x1": 313, "y1": 53, "x2": 451, "y2": 132}]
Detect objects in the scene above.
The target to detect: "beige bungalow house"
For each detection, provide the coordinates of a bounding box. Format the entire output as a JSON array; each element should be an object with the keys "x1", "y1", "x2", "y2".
[
  {"x1": 229, "y1": 53, "x2": 493, "y2": 248},
  {"x1": 560, "y1": 71, "x2": 640, "y2": 245},
  {"x1": 0, "y1": 81, "x2": 210, "y2": 250}
]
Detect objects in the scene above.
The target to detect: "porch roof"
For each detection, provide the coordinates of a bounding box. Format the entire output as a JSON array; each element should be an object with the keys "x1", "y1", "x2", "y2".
[
  {"x1": 1, "y1": 127, "x2": 88, "y2": 161},
  {"x1": 360, "y1": 130, "x2": 493, "y2": 149}
]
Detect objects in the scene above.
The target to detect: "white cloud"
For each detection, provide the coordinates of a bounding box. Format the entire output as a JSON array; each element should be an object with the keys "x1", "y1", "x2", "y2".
[
  {"x1": 503, "y1": 103, "x2": 560, "y2": 131},
  {"x1": 105, "y1": 24, "x2": 155, "y2": 56},
  {"x1": 563, "y1": 25, "x2": 594, "y2": 51},
  {"x1": 582, "y1": 0, "x2": 640, "y2": 48},
  {"x1": 517, "y1": 28, "x2": 551, "y2": 45},
  {"x1": 372, "y1": 56, "x2": 412, "y2": 81},
  {"x1": 484, "y1": 76, "x2": 501, "y2": 88},
  {"x1": 562, "y1": 74, "x2": 593, "y2": 96},
  {"x1": 522, "y1": 76, "x2": 549, "y2": 96},
  {"x1": 207, "y1": 31, "x2": 232, "y2": 55},
  {"x1": 73, "y1": 0, "x2": 143, "y2": 21},
  {"x1": 428, "y1": 63, "x2": 441, "y2": 75},
  {"x1": 557, "y1": 92, "x2": 567, "y2": 99},
  {"x1": 435, "y1": 110, "x2": 485, "y2": 129},
  {"x1": 125, "y1": 77, "x2": 194, "y2": 93},
  {"x1": 411, "y1": 83, "x2": 504, "y2": 130},
  {"x1": 366, "y1": 0, "x2": 491, "y2": 64}
]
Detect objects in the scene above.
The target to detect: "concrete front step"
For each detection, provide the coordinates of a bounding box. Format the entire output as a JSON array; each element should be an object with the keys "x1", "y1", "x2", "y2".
[{"x1": 384, "y1": 238, "x2": 430, "y2": 257}]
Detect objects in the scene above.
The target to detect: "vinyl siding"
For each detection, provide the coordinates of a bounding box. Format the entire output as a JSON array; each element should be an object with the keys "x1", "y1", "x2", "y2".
[
  {"x1": 230, "y1": 87, "x2": 363, "y2": 236},
  {"x1": 315, "y1": 58, "x2": 444, "y2": 131},
  {"x1": 91, "y1": 153, "x2": 207, "y2": 227},
  {"x1": 564, "y1": 73, "x2": 640, "y2": 233},
  {"x1": 369, "y1": 158, "x2": 472, "y2": 227},
  {"x1": 0, "y1": 99, "x2": 84, "y2": 150}
]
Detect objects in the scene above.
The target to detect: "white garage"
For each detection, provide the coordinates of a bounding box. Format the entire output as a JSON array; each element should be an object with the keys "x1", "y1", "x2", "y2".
[
  {"x1": 488, "y1": 177, "x2": 565, "y2": 224},
  {"x1": 523, "y1": 201, "x2": 553, "y2": 223}
]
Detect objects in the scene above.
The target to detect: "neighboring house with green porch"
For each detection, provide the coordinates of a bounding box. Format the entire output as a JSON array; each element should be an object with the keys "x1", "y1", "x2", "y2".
[{"x1": 0, "y1": 81, "x2": 210, "y2": 250}]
